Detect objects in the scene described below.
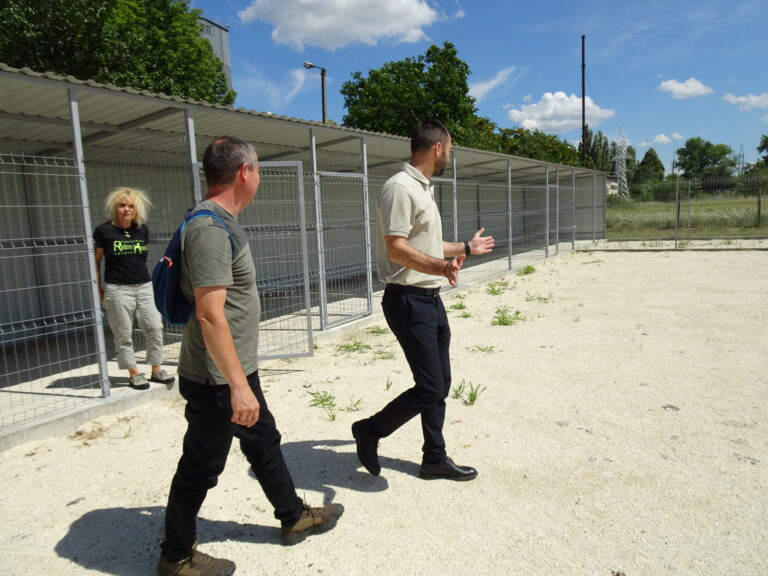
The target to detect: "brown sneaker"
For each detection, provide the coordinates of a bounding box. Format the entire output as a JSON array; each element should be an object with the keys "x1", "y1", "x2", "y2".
[
  {"x1": 157, "y1": 549, "x2": 235, "y2": 576},
  {"x1": 281, "y1": 502, "x2": 344, "y2": 545}
]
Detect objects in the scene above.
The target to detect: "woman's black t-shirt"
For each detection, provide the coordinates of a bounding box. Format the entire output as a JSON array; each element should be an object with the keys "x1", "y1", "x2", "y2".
[{"x1": 93, "y1": 221, "x2": 152, "y2": 285}]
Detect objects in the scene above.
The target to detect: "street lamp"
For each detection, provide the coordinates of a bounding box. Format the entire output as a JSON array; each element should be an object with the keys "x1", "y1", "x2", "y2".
[{"x1": 303, "y1": 61, "x2": 327, "y2": 124}]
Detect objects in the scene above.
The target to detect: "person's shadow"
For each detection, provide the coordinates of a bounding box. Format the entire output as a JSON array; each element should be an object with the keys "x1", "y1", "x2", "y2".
[
  {"x1": 56, "y1": 437, "x2": 417, "y2": 574},
  {"x1": 55, "y1": 506, "x2": 267, "y2": 576}
]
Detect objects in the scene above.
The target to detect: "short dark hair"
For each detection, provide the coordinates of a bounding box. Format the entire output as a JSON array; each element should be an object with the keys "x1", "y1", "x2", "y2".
[
  {"x1": 410, "y1": 120, "x2": 450, "y2": 155},
  {"x1": 202, "y1": 136, "x2": 257, "y2": 187}
]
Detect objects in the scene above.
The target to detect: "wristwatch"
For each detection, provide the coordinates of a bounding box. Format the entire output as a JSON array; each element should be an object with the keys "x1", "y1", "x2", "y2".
[{"x1": 464, "y1": 241, "x2": 471, "y2": 256}]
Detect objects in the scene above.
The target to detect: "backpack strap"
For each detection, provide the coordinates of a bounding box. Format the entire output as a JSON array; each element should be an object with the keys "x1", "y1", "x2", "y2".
[{"x1": 181, "y1": 208, "x2": 235, "y2": 253}]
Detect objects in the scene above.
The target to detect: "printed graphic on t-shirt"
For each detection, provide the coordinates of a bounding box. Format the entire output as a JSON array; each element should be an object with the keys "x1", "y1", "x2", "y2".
[{"x1": 111, "y1": 239, "x2": 148, "y2": 255}]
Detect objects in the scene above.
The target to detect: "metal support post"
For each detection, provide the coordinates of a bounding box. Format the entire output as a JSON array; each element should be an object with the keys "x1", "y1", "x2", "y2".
[
  {"x1": 507, "y1": 160, "x2": 513, "y2": 270},
  {"x1": 571, "y1": 169, "x2": 576, "y2": 249},
  {"x1": 555, "y1": 168, "x2": 560, "y2": 255},
  {"x1": 69, "y1": 88, "x2": 111, "y2": 399},
  {"x1": 185, "y1": 109, "x2": 202, "y2": 203},
  {"x1": 545, "y1": 166, "x2": 550, "y2": 258},
  {"x1": 360, "y1": 136, "x2": 373, "y2": 314},
  {"x1": 310, "y1": 129, "x2": 329, "y2": 329}
]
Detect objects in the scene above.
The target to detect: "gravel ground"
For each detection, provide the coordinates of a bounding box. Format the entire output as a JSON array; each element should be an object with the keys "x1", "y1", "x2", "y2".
[{"x1": 0, "y1": 247, "x2": 766, "y2": 576}]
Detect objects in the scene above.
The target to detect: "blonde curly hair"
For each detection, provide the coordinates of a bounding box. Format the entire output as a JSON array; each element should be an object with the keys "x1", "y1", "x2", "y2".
[{"x1": 105, "y1": 187, "x2": 152, "y2": 227}]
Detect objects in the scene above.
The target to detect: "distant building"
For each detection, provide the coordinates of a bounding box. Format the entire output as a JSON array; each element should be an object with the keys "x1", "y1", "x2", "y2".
[{"x1": 198, "y1": 16, "x2": 231, "y2": 90}]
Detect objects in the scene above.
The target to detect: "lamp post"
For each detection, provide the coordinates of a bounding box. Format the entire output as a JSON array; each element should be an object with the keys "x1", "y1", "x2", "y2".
[{"x1": 303, "y1": 61, "x2": 327, "y2": 124}]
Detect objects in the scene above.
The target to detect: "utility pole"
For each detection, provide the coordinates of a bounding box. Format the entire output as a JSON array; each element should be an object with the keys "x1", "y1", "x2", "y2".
[{"x1": 581, "y1": 35, "x2": 587, "y2": 165}]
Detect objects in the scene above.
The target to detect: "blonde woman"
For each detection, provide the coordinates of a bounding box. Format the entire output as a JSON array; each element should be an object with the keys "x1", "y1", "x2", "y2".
[{"x1": 93, "y1": 187, "x2": 175, "y2": 390}]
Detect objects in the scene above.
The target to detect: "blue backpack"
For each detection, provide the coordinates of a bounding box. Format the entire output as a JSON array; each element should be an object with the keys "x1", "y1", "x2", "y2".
[{"x1": 152, "y1": 209, "x2": 232, "y2": 325}]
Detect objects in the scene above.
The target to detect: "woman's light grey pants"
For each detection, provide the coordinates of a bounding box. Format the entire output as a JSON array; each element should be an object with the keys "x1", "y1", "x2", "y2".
[{"x1": 103, "y1": 282, "x2": 164, "y2": 369}]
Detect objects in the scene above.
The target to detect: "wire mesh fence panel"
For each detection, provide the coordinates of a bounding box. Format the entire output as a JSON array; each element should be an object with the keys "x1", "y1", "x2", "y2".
[
  {"x1": 455, "y1": 181, "x2": 510, "y2": 269},
  {"x1": 509, "y1": 184, "x2": 549, "y2": 265},
  {"x1": 608, "y1": 173, "x2": 768, "y2": 242},
  {"x1": 576, "y1": 174, "x2": 606, "y2": 242},
  {"x1": 245, "y1": 164, "x2": 312, "y2": 359},
  {"x1": 313, "y1": 172, "x2": 372, "y2": 329},
  {"x1": 368, "y1": 177, "x2": 387, "y2": 293},
  {"x1": 556, "y1": 173, "x2": 577, "y2": 252},
  {"x1": 0, "y1": 154, "x2": 105, "y2": 430},
  {"x1": 85, "y1": 138, "x2": 196, "y2": 364}
]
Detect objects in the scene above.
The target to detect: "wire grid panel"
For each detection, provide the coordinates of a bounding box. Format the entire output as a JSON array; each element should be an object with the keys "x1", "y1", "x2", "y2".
[
  {"x1": 0, "y1": 154, "x2": 104, "y2": 430},
  {"x1": 608, "y1": 174, "x2": 768, "y2": 241},
  {"x1": 455, "y1": 180, "x2": 510, "y2": 270},
  {"x1": 85, "y1": 138, "x2": 198, "y2": 364},
  {"x1": 555, "y1": 175, "x2": 577, "y2": 251},
  {"x1": 509, "y1": 184, "x2": 548, "y2": 262},
  {"x1": 367, "y1": 176, "x2": 387, "y2": 293},
  {"x1": 242, "y1": 163, "x2": 313, "y2": 359},
  {"x1": 314, "y1": 172, "x2": 372, "y2": 329}
]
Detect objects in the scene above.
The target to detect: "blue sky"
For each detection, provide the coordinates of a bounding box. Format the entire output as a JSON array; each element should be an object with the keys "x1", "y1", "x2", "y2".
[{"x1": 190, "y1": 0, "x2": 768, "y2": 169}]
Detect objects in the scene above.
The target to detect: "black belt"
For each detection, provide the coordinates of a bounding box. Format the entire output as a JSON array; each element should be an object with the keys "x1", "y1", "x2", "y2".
[{"x1": 385, "y1": 283, "x2": 441, "y2": 297}]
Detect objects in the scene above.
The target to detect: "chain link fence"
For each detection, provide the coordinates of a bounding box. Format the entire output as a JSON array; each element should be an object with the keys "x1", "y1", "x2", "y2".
[{"x1": 607, "y1": 173, "x2": 767, "y2": 243}]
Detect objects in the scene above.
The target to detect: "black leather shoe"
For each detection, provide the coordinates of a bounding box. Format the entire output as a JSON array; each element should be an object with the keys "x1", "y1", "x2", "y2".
[
  {"x1": 352, "y1": 420, "x2": 380, "y2": 476},
  {"x1": 419, "y1": 457, "x2": 478, "y2": 481}
]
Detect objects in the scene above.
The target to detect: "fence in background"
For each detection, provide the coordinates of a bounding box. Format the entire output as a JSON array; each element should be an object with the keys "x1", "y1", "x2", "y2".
[
  {"x1": 607, "y1": 173, "x2": 767, "y2": 243},
  {"x1": 0, "y1": 155, "x2": 603, "y2": 434}
]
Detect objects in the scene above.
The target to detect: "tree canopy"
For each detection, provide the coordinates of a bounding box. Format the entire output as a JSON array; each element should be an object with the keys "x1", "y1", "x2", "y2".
[
  {"x1": 674, "y1": 137, "x2": 736, "y2": 179},
  {"x1": 0, "y1": 0, "x2": 235, "y2": 105},
  {"x1": 341, "y1": 42, "x2": 581, "y2": 164},
  {"x1": 758, "y1": 134, "x2": 768, "y2": 166},
  {"x1": 497, "y1": 128, "x2": 578, "y2": 166},
  {"x1": 579, "y1": 127, "x2": 613, "y2": 172},
  {"x1": 341, "y1": 42, "x2": 477, "y2": 143},
  {"x1": 634, "y1": 148, "x2": 666, "y2": 184}
]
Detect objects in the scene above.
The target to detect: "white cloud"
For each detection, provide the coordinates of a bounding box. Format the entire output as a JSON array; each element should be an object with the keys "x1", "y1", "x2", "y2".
[
  {"x1": 522, "y1": 94, "x2": 532, "y2": 103},
  {"x1": 234, "y1": 65, "x2": 307, "y2": 113},
  {"x1": 506, "y1": 91, "x2": 615, "y2": 134},
  {"x1": 722, "y1": 92, "x2": 768, "y2": 111},
  {"x1": 671, "y1": 132, "x2": 685, "y2": 140},
  {"x1": 653, "y1": 134, "x2": 672, "y2": 144},
  {"x1": 658, "y1": 77, "x2": 713, "y2": 99},
  {"x1": 238, "y1": 0, "x2": 449, "y2": 51},
  {"x1": 469, "y1": 67, "x2": 515, "y2": 103}
]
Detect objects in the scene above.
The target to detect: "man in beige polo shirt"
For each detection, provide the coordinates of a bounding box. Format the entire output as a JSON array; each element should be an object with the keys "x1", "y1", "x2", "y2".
[{"x1": 353, "y1": 120, "x2": 494, "y2": 481}]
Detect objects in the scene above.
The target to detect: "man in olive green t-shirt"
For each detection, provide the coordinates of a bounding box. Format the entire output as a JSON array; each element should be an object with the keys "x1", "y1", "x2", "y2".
[{"x1": 158, "y1": 136, "x2": 343, "y2": 576}]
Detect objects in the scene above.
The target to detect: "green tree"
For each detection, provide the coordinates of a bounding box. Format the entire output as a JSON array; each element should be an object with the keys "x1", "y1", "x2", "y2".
[
  {"x1": 758, "y1": 134, "x2": 768, "y2": 166},
  {"x1": 578, "y1": 126, "x2": 616, "y2": 171},
  {"x1": 633, "y1": 148, "x2": 666, "y2": 184},
  {"x1": 674, "y1": 137, "x2": 736, "y2": 179},
  {"x1": 0, "y1": 0, "x2": 235, "y2": 105},
  {"x1": 341, "y1": 42, "x2": 479, "y2": 144},
  {"x1": 498, "y1": 128, "x2": 578, "y2": 166}
]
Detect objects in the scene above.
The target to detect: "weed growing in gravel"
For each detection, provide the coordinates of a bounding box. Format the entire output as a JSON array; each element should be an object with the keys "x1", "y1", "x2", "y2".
[
  {"x1": 307, "y1": 391, "x2": 338, "y2": 421},
  {"x1": 336, "y1": 341, "x2": 372, "y2": 353},
  {"x1": 525, "y1": 291, "x2": 554, "y2": 303},
  {"x1": 450, "y1": 380, "x2": 466, "y2": 399},
  {"x1": 366, "y1": 325, "x2": 389, "y2": 335},
  {"x1": 464, "y1": 381, "x2": 487, "y2": 405},
  {"x1": 373, "y1": 347, "x2": 396, "y2": 361},
  {"x1": 345, "y1": 398, "x2": 363, "y2": 412},
  {"x1": 473, "y1": 344, "x2": 496, "y2": 352},
  {"x1": 491, "y1": 306, "x2": 526, "y2": 326},
  {"x1": 385, "y1": 377, "x2": 393, "y2": 390},
  {"x1": 486, "y1": 280, "x2": 509, "y2": 295},
  {"x1": 449, "y1": 300, "x2": 466, "y2": 310},
  {"x1": 516, "y1": 265, "x2": 536, "y2": 276},
  {"x1": 450, "y1": 379, "x2": 487, "y2": 405},
  {"x1": 459, "y1": 311, "x2": 472, "y2": 318}
]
